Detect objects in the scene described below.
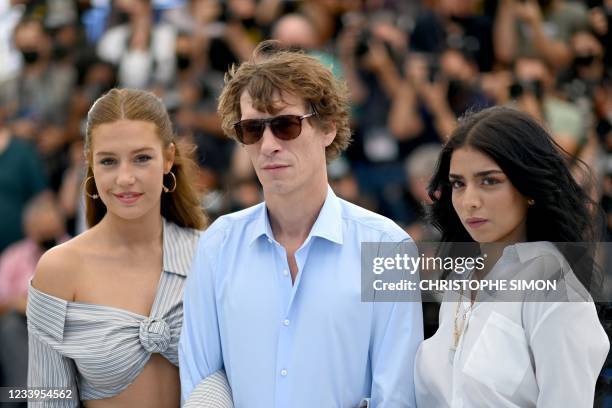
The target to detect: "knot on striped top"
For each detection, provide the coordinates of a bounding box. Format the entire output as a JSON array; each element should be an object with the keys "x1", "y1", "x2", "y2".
[{"x1": 139, "y1": 318, "x2": 171, "y2": 353}]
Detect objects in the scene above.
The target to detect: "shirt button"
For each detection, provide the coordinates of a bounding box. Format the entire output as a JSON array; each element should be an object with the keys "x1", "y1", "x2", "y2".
[
  {"x1": 283, "y1": 269, "x2": 289, "y2": 277},
  {"x1": 283, "y1": 319, "x2": 290, "y2": 326},
  {"x1": 280, "y1": 369, "x2": 288, "y2": 377}
]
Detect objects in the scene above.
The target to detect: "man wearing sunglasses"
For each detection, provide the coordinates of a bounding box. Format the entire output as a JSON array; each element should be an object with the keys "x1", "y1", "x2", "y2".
[{"x1": 179, "y1": 41, "x2": 423, "y2": 407}]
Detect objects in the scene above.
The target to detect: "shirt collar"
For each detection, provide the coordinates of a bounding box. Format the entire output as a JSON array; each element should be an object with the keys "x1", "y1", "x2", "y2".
[
  {"x1": 513, "y1": 241, "x2": 560, "y2": 264},
  {"x1": 162, "y1": 217, "x2": 197, "y2": 277},
  {"x1": 248, "y1": 185, "x2": 343, "y2": 246}
]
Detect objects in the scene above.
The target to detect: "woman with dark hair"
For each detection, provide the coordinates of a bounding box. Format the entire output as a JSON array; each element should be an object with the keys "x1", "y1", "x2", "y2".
[
  {"x1": 414, "y1": 106, "x2": 609, "y2": 407},
  {"x1": 26, "y1": 89, "x2": 231, "y2": 407}
]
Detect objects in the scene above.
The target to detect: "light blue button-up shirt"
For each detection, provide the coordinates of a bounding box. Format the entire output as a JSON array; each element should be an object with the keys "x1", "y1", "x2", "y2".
[{"x1": 179, "y1": 186, "x2": 423, "y2": 407}]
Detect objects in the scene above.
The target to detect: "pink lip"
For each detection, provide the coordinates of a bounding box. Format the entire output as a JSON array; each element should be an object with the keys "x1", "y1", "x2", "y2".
[
  {"x1": 465, "y1": 218, "x2": 488, "y2": 228},
  {"x1": 113, "y1": 192, "x2": 143, "y2": 205},
  {"x1": 262, "y1": 164, "x2": 289, "y2": 171}
]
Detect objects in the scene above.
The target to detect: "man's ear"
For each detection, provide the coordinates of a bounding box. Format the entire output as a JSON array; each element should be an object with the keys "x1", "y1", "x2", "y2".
[
  {"x1": 322, "y1": 123, "x2": 337, "y2": 148},
  {"x1": 164, "y1": 142, "x2": 176, "y2": 173}
]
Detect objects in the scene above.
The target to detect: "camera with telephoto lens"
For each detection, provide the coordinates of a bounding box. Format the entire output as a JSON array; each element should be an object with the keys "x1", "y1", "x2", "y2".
[{"x1": 509, "y1": 79, "x2": 544, "y2": 100}]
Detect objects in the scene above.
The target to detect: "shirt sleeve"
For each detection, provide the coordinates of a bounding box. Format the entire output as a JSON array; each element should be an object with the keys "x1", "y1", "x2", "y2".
[
  {"x1": 179, "y1": 228, "x2": 225, "y2": 402},
  {"x1": 183, "y1": 369, "x2": 234, "y2": 408},
  {"x1": 369, "y1": 239, "x2": 424, "y2": 407},
  {"x1": 525, "y1": 301, "x2": 609, "y2": 408},
  {"x1": 28, "y1": 332, "x2": 80, "y2": 407}
]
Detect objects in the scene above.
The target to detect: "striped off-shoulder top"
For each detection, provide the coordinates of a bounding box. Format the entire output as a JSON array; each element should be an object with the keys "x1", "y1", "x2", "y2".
[{"x1": 26, "y1": 218, "x2": 200, "y2": 406}]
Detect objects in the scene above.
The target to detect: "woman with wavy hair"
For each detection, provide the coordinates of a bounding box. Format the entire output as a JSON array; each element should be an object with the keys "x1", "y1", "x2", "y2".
[
  {"x1": 414, "y1": 106, "x2": 609, "y2": 407},
  {"x1": 27, "y1": 89, "x2": 231, "y2": 407}
]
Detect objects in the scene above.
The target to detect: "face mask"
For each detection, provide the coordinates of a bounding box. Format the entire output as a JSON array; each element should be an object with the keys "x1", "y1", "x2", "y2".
[
  {"x1": 447, "y1": 79, "x2": 468, "y2": 98},
  {"x1": 38, "y1": 238, "x2": 57, "y2": 251},
  {"x1": 509, "y1": 79, "x2": 544, "y2": 100},
  {"x1": 537, "y1": 0, "x2": 553, "y2": 10},
  {"x1": 21, "y1": 49, "x2": 40, "y2": 65},
  {"x1": 176, "y1": 54, "x2": 192, "y2": 71},
  {"x1": 116, "y1": 11, "x2": 131, "y2": 25},
  {"x1": 53, "y1": 43, "x2": 70, "y2": 60},
  {"x1": 240, "y1": 17, "x2": 257, "y2": 29},
  {"x1": 574, "y1": 54, "x2": 598, "y2": 67}
]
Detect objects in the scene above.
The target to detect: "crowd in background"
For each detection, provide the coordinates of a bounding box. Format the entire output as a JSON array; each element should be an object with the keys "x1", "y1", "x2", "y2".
[{"x1": 0, "y1": 0, "x2": 611, "y2": 404}]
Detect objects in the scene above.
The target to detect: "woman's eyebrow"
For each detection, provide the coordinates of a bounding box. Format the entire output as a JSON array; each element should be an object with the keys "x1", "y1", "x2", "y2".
[
  {"x1": 94, "y1": 147, "x2": 155, "y2": 156},
  {"x1": 474, "y1": 170, "x2": 503, "y2": 177},
  {"x1": 130, "y1": 147, "x2": 155, "y2": 154},
  {"x1": 449, "y1": 169, "x2": 504, "y2": 179}
]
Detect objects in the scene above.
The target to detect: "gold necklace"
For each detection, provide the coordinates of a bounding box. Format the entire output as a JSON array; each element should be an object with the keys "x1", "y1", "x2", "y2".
[{"x1": 451, "y1": 287, "x2": 473, "y2": 351}]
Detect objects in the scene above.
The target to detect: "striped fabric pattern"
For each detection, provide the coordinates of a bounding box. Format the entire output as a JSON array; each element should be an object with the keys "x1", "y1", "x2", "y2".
[
  {"x1": 27, "y1": 219, "x2": 199, "y2": 404},
  {"x1": 184, "y1": 370, "x2": 234, "y2": 408}
]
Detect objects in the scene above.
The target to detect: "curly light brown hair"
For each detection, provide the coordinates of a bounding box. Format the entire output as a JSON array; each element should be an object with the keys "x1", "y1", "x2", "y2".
[{"x1": 218, "y1": 41, "x2": 351, "y2": 162}]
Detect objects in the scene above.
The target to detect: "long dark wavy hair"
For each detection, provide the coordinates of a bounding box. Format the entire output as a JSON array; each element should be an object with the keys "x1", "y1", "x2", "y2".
[{"x1": 428, "y1": 106, "x2": 602, "y2": 292}]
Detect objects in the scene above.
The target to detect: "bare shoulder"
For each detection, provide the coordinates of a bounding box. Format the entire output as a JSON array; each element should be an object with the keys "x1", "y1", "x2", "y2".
[{"x1": 31, "y1": 231, "x2": 95, "y2": 301}]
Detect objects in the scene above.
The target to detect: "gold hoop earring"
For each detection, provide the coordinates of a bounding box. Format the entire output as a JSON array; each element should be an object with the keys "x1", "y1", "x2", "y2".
[
  {"x1": 163, "y1": 171, "x2": 177, "y2": 193},
  {"x1": 527, "y1": 199, "x2": 535, "y2": 206},
  {"x1": 84, "y1": 176, "x2": 99, "y2": 199}
]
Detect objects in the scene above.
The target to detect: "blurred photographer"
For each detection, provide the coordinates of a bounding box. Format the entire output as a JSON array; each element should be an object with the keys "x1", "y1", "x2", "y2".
[
  {"x1": 395, "y1": 48, "x2": 492, "y2": 143},
  {"x1": 338, "y1": 11, "x2": 405, "y2": 107},
  {"x1": 0, "y1": 195, "x2": 66, "y2": 315},
  {"x1": 509, "y1": 55, "x2": 601, "y2": 187},
  {"x1": 561, "y1": 30, "x2": 610, "y2": 163},
  {"x1": 510, "y1": 57, "x2": 583, "y2": 150},
  {"x1": 12, "y1": 18, "x2": 76, "y2": 126},
  {"x1": 494, "y1": 0, "x2": 589, "y2": 68},
  {"x1": 0, "y1": 195, "x2": 67, "y2": 396},
  {"x1": 559, "y1": 30, "x2": 606, "y2": 105},
  {"x1": 411, "y1": 0, "x2": 495, "y2": 72},
  {"x1": 337, "y1": 11, "x2": 413, "y2": 223},
  {"x1": 272, "y1": 13, "x2": 343, "y2": 78},
  {"x1": 97, "y1": 0, "x2": 176, "y2": 88}
]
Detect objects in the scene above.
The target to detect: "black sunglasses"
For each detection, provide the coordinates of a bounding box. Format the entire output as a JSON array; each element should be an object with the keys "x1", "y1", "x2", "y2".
[{"x1": 233, "y1": 112, "x2": 317, "y2": 145}]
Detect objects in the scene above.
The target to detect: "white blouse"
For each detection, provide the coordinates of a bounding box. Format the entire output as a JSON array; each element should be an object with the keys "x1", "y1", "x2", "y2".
[{"x1": 414, "y1": 242, "x2": 609, "y2": 407}]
